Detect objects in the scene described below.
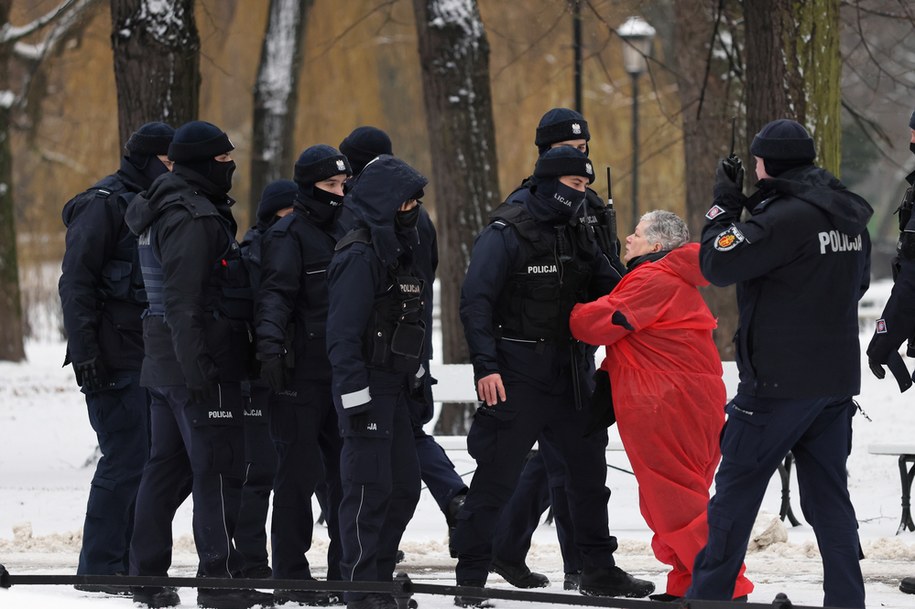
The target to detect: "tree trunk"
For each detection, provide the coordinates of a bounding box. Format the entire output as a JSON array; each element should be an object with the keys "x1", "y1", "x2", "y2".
[
  {"x1": 248, "y1": 0, "x2": 310, "y2": 222},
  {"x1": 110, "y1": 0, "x2": 200, "y2": 149},
  {"x1": 672, "y1": 0, "x2": 741, "y2": 359},
  {"x1": 0, "y1": 0, "x2": 25, "y2": 362},
  {"x1": 412, "y1": 0, "x2": 500, "y2": 434}
]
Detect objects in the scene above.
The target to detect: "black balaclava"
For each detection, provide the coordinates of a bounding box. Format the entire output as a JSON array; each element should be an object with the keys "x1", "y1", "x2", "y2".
[
  {"x1": 293, "y1": 144, "x2": 352, "y2": 226},
  {"x1": 530, "y1": 146, "x2": 595, "y2": 220},
  {"x1": 749, "y1": 118, "x2": 816, "y2": 177},
  {"x1": 124, "y1": 121, "x2": 175, "y2": 187},
  {"x1": 168, "y1": 121, "x2": 235, "y2": 196}
]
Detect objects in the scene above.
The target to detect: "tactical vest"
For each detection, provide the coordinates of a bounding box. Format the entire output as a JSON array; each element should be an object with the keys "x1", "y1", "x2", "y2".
[
  {"x1": 491, "y1": 201, "x2": 593, "y2": 342},
  {"x1": 336, "y1": 228, "x2": 426, "y2": 373},
  {"x1": 138, "y1": 211, "x2": 253, "y2": 321}
]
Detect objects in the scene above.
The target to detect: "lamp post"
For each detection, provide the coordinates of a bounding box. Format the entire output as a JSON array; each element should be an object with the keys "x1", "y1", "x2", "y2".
[{"x1": 619, "y1": 16, "x2": 655, "y2": 227}]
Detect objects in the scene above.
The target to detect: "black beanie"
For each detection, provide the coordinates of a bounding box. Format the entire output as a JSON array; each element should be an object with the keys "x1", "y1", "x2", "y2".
[
  {"x1": 126, "y1": 122, "x2": 175, "y2": 156},
  {"x1": 339, "y1": 126, "x2": 393, "y2": 176},
  {"x1": 168, "y1": 121, "x2": 234, "y2": 163},
  {"x1": 294, "y1": 144, "x2": 352, "y2": 187},
  {"x1": 535, "y1": 108, "x2": 590, "y2": 153},
  {"x1": 749, "y1": 119, "x2": 816, "y2": 163},
  {"x1": 909, "y1": 108, "x2": 915, "y2": 130},
  {"x1": 257, "y1": 179, "x2": 297, "y2": 224},
  {"x1": 534, "y1": 146, "x2": 595, "y2": 183}
]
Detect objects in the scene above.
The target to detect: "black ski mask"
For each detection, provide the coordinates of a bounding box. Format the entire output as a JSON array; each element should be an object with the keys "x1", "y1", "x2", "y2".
[
  {"x1": 181, "y1": 158, "x2": 236, "y2": 195},
  {"x1": 301, "y1": 186, "x2": 343, "y2": 226},
  {"x1": 396, "y1": 206, "x2": 420, "y2": 229},
  {"x1": 534, "y1": 178, "x2": 585, "y2": 220}
]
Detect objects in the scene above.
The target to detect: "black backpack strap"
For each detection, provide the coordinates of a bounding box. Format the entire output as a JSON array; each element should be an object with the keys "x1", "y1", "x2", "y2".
[{"x1": 335, "y1": 227, "x2": 371, "y2": 252}]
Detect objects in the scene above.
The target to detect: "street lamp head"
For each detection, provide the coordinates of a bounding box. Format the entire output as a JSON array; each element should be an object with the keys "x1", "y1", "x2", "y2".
[{"x1": 619, "y1": 16, "x2": 656, "y2": 77}]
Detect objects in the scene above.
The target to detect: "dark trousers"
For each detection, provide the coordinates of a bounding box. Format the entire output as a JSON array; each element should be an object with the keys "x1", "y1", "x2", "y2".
[
  {"x1": 454, "y1": 382, "x2": 615, "y2": 584},
  {"x1": 235, "y1": 384, "x2": 277, "y2": 575},
  {"x1": 687, "y1": 394, "x2": 864, "y2": 608},
  {"x1": 78, "y1": 377, "x2": 150, "y2": 575},
  {"x1": 492, "y1": 441, "x2": 581, "y2": 574},
  {"x1": 269, "y1": 382, "x2": 343, "y2": 580},
  {"x1": 414, "y1": 427, "x2": 467, "y2": 513},
  {"x1": 337, "y1": 373, "x2": 421, "y2": 602},
  {"x1": 129, "y1": 383, "x2": 246, "y2": 578}
]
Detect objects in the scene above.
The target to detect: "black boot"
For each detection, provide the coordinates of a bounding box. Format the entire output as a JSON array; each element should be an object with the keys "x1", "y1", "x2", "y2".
[
  {"x1": 453, "y1": 580, "x2": 492, "y2": 608},
  {"x1": 276, "y1": 588, "x2": 344, "y2": 606},
  {"x1": 579, "y1": 565, "x2": 654, "y2": 598},
  {"x1": 489, "y1": 557, "x2": 549, "y2": 588},
  {"x1": 131, "y1": 586, "x2": 181, "y2": 608},
  {"x1": 902, "y1": 577, "x2": 915, "y2": 595},
  {"x1": 197, "y1": 587, "x2": 276, "y2": 609},
  {"x1": 446, "y1": 491, "x2": 467, "y2": 559},
  {"x1": 563, "y1": 571, "x2": 581, "y2": 591}
]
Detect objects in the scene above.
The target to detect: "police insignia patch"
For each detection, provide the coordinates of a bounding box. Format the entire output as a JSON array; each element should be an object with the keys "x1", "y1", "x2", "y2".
[
  {"x1": 705, "y1": 205, "x2": 726, "y2": 220},
  {"x1": 713, "y1": 225, "x2": 745, "y2": 252},
  {"x1": 876, "y1": 319, "x2": 887, "y2": 334}
]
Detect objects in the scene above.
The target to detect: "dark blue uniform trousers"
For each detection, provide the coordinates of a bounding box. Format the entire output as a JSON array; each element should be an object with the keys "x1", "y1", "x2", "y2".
[
  {"x1": 492, "y1": 440, "x2": 581, "y2": 574},
  {"x1": 454, "y1": 382, "x2": 616, "y2": 584},
  {"x1": 129, "y1": 384, "x2": 246, "y2": 578},
  {"x1": 338, "y1": 373, "x2": 421, "y2": 602},
  {"x1": 234, "y1": 384, "x2": 277, "y2": 576},
  {"x1": 78, "y1": 377, "x2": 150, "y2": 575},
  {"x1": 687, "y1": 394, "x2": 864, "y2": 608},
  {"x1": 269, "y1": 382, "x2": 343, "y2": 581},
  {"x1": 413, "y1": 426, "x2": 467, "y2": 513}
]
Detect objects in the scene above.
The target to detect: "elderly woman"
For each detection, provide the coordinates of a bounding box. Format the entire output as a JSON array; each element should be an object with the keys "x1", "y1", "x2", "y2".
[{"x1": 569, "y1": 210, "x2": 753, "y2": 602}]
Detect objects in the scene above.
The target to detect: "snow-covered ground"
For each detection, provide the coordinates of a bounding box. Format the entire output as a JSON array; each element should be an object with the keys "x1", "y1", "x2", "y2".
[{"x1": 3, "y1": 326, "x2": 915, "y2": 608}]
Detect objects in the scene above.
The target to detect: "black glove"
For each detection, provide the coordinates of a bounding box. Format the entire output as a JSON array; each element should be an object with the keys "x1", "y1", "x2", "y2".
[
  {"x1": 721, "y1": 154, "x2": 744, "y2": 188},
  {"x1": 714, "y1": 156, "x2": 747, "y2": 209},
  {"x1": 259, "y1": 355, "x2": 286, "y2": 393},
  {"x1": 868, "y1": 358, "x2": 886, "y2": 380},
  {"x1": 584, "y1": 369, "x2": 615, "y2": 436},
  {"x1": 73, "y1": 357, "x2": 112, "y2": 392},
  {"x1": 188, "y1": 381, "x2": 217, "y2": 405}
]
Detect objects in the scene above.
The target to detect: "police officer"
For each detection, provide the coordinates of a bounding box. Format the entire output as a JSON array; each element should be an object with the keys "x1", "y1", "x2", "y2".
[
  {"x1": 326, "y1": 154, "x2": 428, "y2": 609},
  {"x1": 125, "y1": 121, "x2": 274, "y2": 609},
  {"x1": 235, "y1": 179, "x2": 296, "y2": 579},
  {"x1": 687, "y1": 119, "x2": 871, "y2": 608},
  {"x1": 866, "y1": 107, "x2": 915, "y2": 596},
  {"x1": 455, "y1": 146, "x2": 654, "y2": 605},
  {"x1": 340, "y1": 126, "x2": 468, "y2": 557},
  {"x1": 255, "y1": 146, "x2": 351, "y2": 605},
  {"x1": 490, "y1": 108, "x2": 627, "y2": 591},
  {"x1": 59, "y1": 121, "x2": 173, "y2": 593}
]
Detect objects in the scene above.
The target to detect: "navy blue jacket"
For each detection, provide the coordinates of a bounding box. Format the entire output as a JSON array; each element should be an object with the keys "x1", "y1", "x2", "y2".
[
  {"x1": 460, "y1": 187, "x2": 619, "y2": 395},
  {"x1": 326, "y1": 156, "x2": 429, "y2": 415},
  {"x1": 59, "y1": 159, "x2": 151, "y2": 372},
  {"x1": 701, "y1": 164, "x2": 872, "y2": 398},
  {"x1": 125, "y1": 169, "x2": 252, "y2": 388}
]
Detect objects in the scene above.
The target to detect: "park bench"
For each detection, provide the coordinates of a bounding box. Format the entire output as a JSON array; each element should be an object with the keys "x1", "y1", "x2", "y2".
[
  {"x1": 427, "y1": 361, "x2": 800, "y2": 526},
  {"x1": 867, "y1": 444, "x2": 915, "y2": 534}
]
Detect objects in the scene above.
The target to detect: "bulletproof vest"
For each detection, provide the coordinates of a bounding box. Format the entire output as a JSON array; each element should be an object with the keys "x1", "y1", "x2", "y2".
[
  {"x1": 491, "y1": 199, "x2": 593, "y2": 342},
  {"x1": 337, "y1": 228, "x2": 427, "y2": 372},
  {"x1": 80, "y1": 176, "x2": 147, "y2": 306},
  {"x1": 138, "y1": 214, "x2": 253, "y2": 321}
]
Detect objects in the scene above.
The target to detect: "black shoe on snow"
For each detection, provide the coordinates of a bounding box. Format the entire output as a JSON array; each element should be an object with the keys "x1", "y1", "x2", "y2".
[
  {"x1": 489, "y1": 557, "x2": 549, "y2": 588},
  {"x1": 902, "y1": 577, "x2": 915, "y2": 594},
  {"x1": 197, "y1": 587, "x2": 275, "y2": 609},
  {"x1": 132, "y1": 586, "x2": 181, "y2": 608},
  {"x1": 563, "y1": 571, "x2": 581, "y2": 591},
  {"x1": 243, "y1": 564, "x2": 273, "y2": 579},
  {"x1": 578, "y1": 566, "x2": 654, "y2": 598},
  {"x1": 276, "y1": 588, "x2": 343, "y2": 606},
  {"x1": 649, "y1": 592, "x2": 682, "y2": 602},
  {"x1": 74, "y1": 582, "x2": 131, "y2": 595},
  {"x1": 453, "y1": 581, "x2": 492, "y2": 608},
  {"x1": 395, "y1": 550, "x2": 405, "y2": 564}
]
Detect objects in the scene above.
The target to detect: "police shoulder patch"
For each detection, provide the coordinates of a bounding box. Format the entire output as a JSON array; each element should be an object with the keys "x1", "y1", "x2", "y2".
[
  {"x1": 705, "y1": 204, "x2": 726, "y2": 220},
  {"x1": 713, "y1": 225, "x2": 746, "y2": 252},
  {"x1": 876, "y1": 319, "x2": 887, "y2": 334}
]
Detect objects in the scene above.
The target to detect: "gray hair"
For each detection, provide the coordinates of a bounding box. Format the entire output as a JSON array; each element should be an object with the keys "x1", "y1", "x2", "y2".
[{"x1": 639, "y1": 210, "x2": 689, "y2": 250}]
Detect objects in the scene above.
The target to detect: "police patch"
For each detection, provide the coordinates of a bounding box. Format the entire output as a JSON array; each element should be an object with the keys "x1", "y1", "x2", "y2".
[
  {"x1": 571, "y1": 122, "x2": 582, "y2": 135},
  {"x1": 876, "y1": 319, "x2": 887, "y2": 334},
  {"x1": 705, "y1": 205, "x2": 726, "y2": 220},
  {"x1": 713, "y1": 225, "x2": 746, "y2": 252},
  {"x1": 336, "y1": 159, "x2": 346, "y2": 171}
]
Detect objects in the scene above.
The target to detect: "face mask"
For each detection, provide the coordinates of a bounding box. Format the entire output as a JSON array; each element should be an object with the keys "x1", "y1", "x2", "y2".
[
  {"x1": 396, "y1": 206, "x2": 420, "y2": 229},
  {"x1": 312, "y1": 186, "x2": 344, "y2": 208},
  {"x1": 141, "y1": 156, "x2": 170, "y2": 185},
  {"x1": 209, "y1": 160, "x2": 236, "y2": 194}
]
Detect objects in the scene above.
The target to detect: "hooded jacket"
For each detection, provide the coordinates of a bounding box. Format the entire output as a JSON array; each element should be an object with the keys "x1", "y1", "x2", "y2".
[
  {"x1": 700, "y1": 165, "x2": 872, "y2": 398},
  {"x1": 125, "y1": 171, "x2": 252, "y2": 388},
  {"x1": 325, "y1": 155, "x2": 429, "y2": 414}
]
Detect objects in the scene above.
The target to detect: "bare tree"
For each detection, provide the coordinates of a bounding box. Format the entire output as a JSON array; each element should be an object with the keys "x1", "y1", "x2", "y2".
[
  {"x1": 110, "y1": 0, "x2": 200, "y2": 149},
  {"x1": 412, "y1": 0, "x2": 501, "y2": 433},
  {"x1": 0, "y1": 0, "x2": 100, "y2": 362},
  {"x1": 249, "y1": 0, "x2": 310, "y2": 221}
]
